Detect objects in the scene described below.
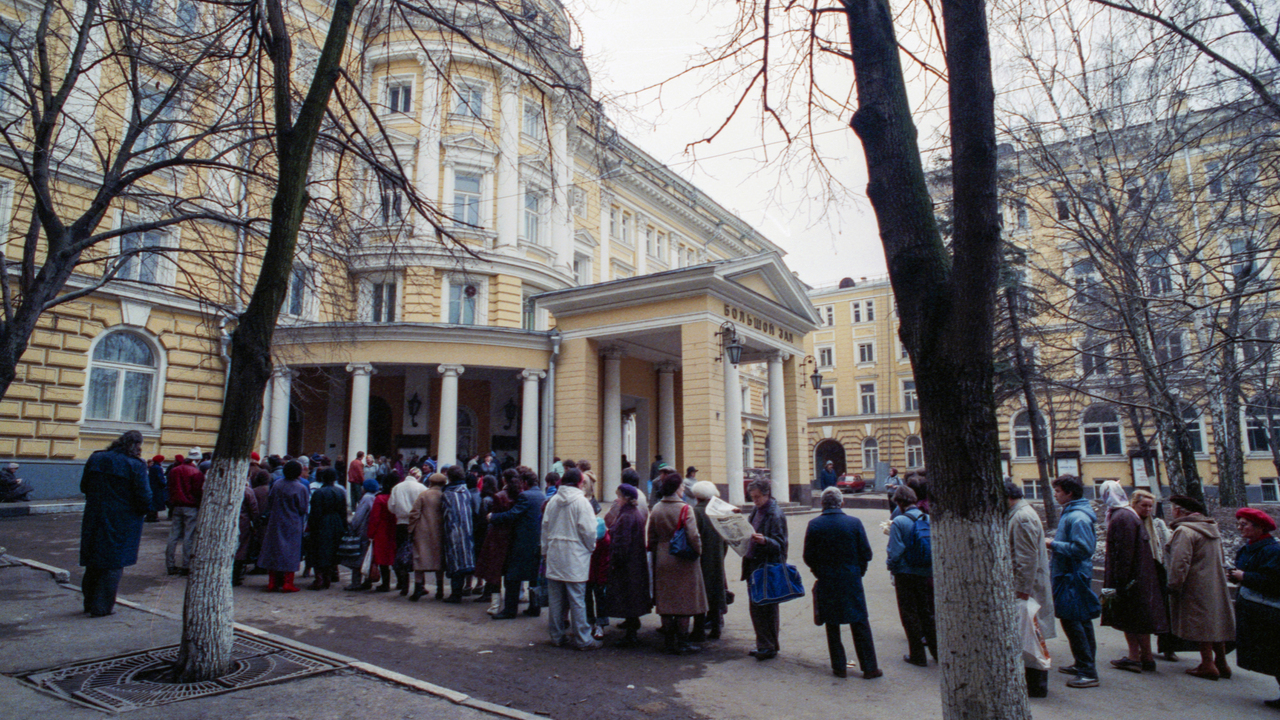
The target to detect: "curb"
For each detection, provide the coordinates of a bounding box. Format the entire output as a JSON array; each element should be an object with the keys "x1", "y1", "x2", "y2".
[
  {"x1": 8, "y1": 556, "x2": 545, "y2": 720},
  {"x1": 0, "y1": 501, "x2": 85, "y2": 517}
]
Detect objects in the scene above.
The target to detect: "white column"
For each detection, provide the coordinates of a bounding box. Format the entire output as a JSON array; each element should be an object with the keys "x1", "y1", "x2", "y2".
[
  {"x1": 346, "y1": 363, "x2": 375, "y2": 467},
  {"x1": 768, "y1": 352, "x2": 791, "y2": 500},
  {"x1": 268, "y1": 366, "x2": 293, "y2": 456},
  {"x1": 496, "y1": 70, "x2": 521, "y2": 250},
  {"x1": 550, "y1": 98, "x2": 573, "y2": 274},
  {"x1": 442, "y1": 162, "x2": 456, "y2": 225},
  {"x1": 598, "y1": 190, "x2": 613, "y2": 282},
  {"x1": 657, "y1": 362, "x2": 677, "y2": 469},
  {"x1": 724, "y1": 353, "x2": 744, "y2": 505},
  {"x1": 519, "y1": 369, "x2": 545, "y2": 470},
  {"x1": 257, "y1": 383, "x2": 272, "y2": 458},
  {"x1": 437, "y1": 364, "x2": 465, "y2": 468},
  {"x1": 602, "y1": 348, "x2": 623, "y2": 499},
  {"x1": 415, "y1": 53, "x2": 443, "y2": 229}
]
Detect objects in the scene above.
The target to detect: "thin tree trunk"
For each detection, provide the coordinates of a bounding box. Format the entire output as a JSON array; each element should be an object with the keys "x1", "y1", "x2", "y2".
[
  {"x1": 844, "y1": 0, "x2": 1028, "y2": 716},
  {"x1": 1005, "y1": 284, "x2": 1056, "y2": 526},
  {"x1": 175, "y1": 0, "x2": 360, "y2": 681}
]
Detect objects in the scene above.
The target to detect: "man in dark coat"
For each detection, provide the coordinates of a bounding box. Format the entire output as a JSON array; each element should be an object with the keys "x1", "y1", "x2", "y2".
[
  {"x1": 0, "y1": 461, "x2": 33, "y2": 502},
  {"x1": 805, "y1": 487, "x2": 880, "y2": 679},
  {"x1": 79, "y1": 430, "x2": 150, "y2": 617},
  {"x1": 145, "y1": 456, "x2": 166, "y2": 521},
  {"x1": 1102, "y1": 489, "x2": 1168, "y2": 673},
  {"x1": 489, "y1": 466, "x2": 546, "y2": 619},
  {"x1": 818, "y1": 460, "x2": 838, "y2": 491},
  {"x1": 743, "y1": 478, "x2": 788, "y2": 660}
]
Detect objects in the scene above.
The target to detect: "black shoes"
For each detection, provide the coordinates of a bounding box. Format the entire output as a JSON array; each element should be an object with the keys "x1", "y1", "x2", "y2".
[{"x1": 903, "y1": 655, "x2": 928, "y2": 667}]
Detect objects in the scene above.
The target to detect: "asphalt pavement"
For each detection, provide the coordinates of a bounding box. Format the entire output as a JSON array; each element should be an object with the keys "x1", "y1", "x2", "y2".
[{"x1": 1, "y1": 506, "x2": 1277, "y2": 719}]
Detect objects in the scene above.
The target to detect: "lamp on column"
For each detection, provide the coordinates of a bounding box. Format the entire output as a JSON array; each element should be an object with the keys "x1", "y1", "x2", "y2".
[
  {"x1": 800, "y1": 355, "x2": 823, "y2": 390},
  {"x1": 716, "y1": 321, "x2": 744, "y2": 366}
]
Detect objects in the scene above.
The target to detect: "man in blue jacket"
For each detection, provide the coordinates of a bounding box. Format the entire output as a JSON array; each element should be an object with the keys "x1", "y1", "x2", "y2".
[
  {"x1": 1047, "y1": 475, "x2": 1101, "y2": 689},
  {"x1": 489, "y1": 466, "x2": 546, "y2": 619},
  {"x1": 886, "y1": 485, "x2": 935, "y2": 666}
]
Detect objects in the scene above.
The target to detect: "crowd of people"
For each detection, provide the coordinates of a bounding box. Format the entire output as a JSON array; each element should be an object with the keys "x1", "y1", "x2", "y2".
[{"x1": 73, "y1": 430, "x2": 1280, "y2": 707}]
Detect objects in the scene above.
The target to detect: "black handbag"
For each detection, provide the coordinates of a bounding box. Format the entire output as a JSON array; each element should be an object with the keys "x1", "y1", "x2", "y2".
[
  {"x1": 336, "y1": 533, "x2": 362, "y2": 560},
  {"x1": 669, "y1": 505, "x2": 700, "y2": 560}
]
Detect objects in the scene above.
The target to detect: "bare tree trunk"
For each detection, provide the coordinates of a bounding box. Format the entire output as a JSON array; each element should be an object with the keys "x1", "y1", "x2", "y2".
[
  {"x1": 175, "y1": 0, "x2": 360, "y2": 682},
  {"x1": 844, "y1": 0, "x2": 1028, "y2": 716},
  {"x1": 1005, "y1": 284, "x2": 1056, "y2": 526}
]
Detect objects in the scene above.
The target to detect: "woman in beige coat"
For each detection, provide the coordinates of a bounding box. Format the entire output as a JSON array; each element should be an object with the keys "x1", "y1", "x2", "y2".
[
  {"x1": 647, "y1": 473, "x2": 708, "y2": 655},
  {"x1": 1166, "y1": 495, "x2": 1235, "y2": 680},
  {"x1": 407, "y1": 473, "x2": 447, "y2": 601}
]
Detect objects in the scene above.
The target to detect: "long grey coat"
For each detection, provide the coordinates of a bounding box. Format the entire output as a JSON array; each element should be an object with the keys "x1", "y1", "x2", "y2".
[
  {"x1": 648, "y1": 496, "x2": 708, "y2": 617},
  {"x1": 1166, "y1": 514, "x2": 1235, "y2": 642},
  {"x1": 1008, "y1": 499, "x2": 1056, "y2": 639},
  {"x1": 257, "y1": 478, "x2": 309, "y2": 572}
]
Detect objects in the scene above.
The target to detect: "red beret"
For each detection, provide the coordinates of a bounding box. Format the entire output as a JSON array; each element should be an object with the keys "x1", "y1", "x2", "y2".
[
  {"x1": 174, "y1": 454, "x2": 184, "y2": 462},
  {"x1": 1237, "y1": 507, "x2": 1277, "y2": 533},
  {"x1": 152, "y1": 455, "x2": 165, "y2": 463},
  {"x1": 251, "y1": 452, "x2": 261, "y2": 461}
]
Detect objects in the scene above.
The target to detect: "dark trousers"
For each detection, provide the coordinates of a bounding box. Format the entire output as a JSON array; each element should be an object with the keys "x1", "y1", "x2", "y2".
[
  {"x1": 1059, "y1": 617, "x2": 1098, "y2": 679},
  {"x1": 449, "y1": 572, "x2": 465, "y2": 598},
  {"x1": 749, "y1": 600, "x2": 781, "y2": 653},
  {"x1": 585, "y1": 582, "x2": 608, "y2": 625},
  {"x1": 394, "y1": 525, "x2": 410, "y2": 589},
  {"x1": 893, "y1": 573, "x2": 937, "y2": 662},
  {"x1": 503, "y1": 573, "x2": 540, "y2": 615},
  {"x1": 826, "y1": 621, "x2": 879, "y2": 673},
  {"x1": 82, "y1": 568, "x2": 124, "y2": 616}
]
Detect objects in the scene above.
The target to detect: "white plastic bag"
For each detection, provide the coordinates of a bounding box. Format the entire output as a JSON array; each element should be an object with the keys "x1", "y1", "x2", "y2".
[
  {"x1": 1018, "y1": 597, "x2": 1051, "y2": 671},
  {"x1": 360, "y1": 543, "x2": 374, "y2": 576}
]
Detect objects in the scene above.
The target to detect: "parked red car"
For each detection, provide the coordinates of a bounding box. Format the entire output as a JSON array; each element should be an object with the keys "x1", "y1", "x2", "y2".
[{"x1": 836, "y1": 473, "x2": 865, "y2": 493}]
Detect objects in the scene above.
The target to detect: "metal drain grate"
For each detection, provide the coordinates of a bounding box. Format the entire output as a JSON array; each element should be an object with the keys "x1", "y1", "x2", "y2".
[{"x1": 15, "y1": 633, "x2": 346, "y2": 713}]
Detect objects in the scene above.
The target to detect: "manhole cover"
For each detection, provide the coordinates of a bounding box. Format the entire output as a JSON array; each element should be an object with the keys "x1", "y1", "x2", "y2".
[{"x1": 14, "y1": 633, "x2": 345, "y2": 713}]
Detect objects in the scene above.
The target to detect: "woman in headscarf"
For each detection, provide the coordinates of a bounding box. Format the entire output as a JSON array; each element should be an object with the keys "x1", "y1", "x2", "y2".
[
  {"x1": 605, "y1": 483, "x2": 651, "y2": 646},
  {"x1": 689, "y1": 480, "x2": 729, "y2": 642},
  {"x1": 1102, "y1": 485, "x2": 1168, "y2": 673},
  {"x1": 475, "y1": 470, "x2": 517, "y2": 613},
  {"x1": 306, "y1": 467, "x2": 348, "y2": 590},
  {"x1": 1098, "y1": 480, "x2": 1129, "y2": 530},
  {"x1": 344, "y1": 477, "x2": 380, "y2": 590},
  {"x1": 366, "y1": 473, "x2": 399, "y2": 592},
  {"x1": 1230, "y1": 507, "x2": 1280, "y2": 707},
  {"x1": 258, "y1": 460, "x2": 309, "y2": 593},
  {"x1": 407, "y1": 472, "x2": 446, "y2": 600}
]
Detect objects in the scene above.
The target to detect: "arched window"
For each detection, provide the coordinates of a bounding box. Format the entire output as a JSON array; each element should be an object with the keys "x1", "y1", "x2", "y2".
[
  {"x1": 743, "y1": 430, "x2": 754, "y2": 468},
  {"x1": 85, "y1": 330, "x2": 159, "y2": 424},
  {"x1": 1012, "y1": 410, "x2": 1047, "y2": 458},
  {"x1": 862, "y1": 436, "x2": 879, "y2": 469},
  {"x1": 905, "y1": 435, "x2": 924, "y2": 469},
  {"x1": 1081, "y1": 405, "x2": 1122, "y2": 456}
]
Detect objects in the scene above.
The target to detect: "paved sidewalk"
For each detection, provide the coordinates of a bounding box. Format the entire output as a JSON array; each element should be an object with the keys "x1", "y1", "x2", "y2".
[{"x1": 0, "y1": 556, "x2": 536, "y2": 720}]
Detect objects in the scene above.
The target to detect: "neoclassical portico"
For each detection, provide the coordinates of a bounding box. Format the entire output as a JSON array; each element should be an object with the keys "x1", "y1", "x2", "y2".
[{"x1": 536, "y1": 253, "x2": 819, "y2": 503}]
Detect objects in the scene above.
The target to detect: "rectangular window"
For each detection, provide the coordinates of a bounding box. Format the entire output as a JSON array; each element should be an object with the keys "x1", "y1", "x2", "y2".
[
  {"x1": 1016, "y1": 204, "x2": 1029, "y2": 230},
  {"x1": 860, "y1": 383, "x2": 876, "y2": 415},
  {"x1": 386, "y1": 80, "x2": 412, "y2": 114},
  {"x1": 1157, "y1": 332, "x2": 1184, "y2": 370},
  {"x1": 453, "y1": 173, "x2": 482, "y2": 226},
  {"x1": 817, "y1": 346, "x2": 834, "y2": 368},
  {"x1": 137, "y1": 86, "x2": 176, "y2": 161},
  {"x1": 656, "y1": 233, "x2": 666, "y2": 262},
  {"x1": 820, "y1": 387, "x2": 836, "y2": 417},
  {"x1": 1263, "y1": 478, "x2": 1280, "y2": 503},
  {"x1": 1248, "y1": 416, "x2": 1271, "y2": 453},
  {"x1": 900, "y1": 341, "x2": 909, "y2": 360},
  {"x1": 645, "y1": 227, "x2": 656, "y2": 256},
  {"x1": 1056, "y1": 198, "x2": 1070, "y2": 220},
  {"x1": 371, "y1": 282, "x2": 396, "y2": 322},
  {"x1": 1231, "y1": 237, "x2": 1258, "y2": 281},
  {"x1": 523, "y1": 192, "x2": 541, "y2": 244},
  {"x1": 522, "y1": 294, "x2": 536, "y2": 330},
  {"x1": 820, "y1": 305, "x2": 834, "y2": 327},
  {"x1": 1152, "y1": 170, "x2": 1172, "y2": 202},
  {"x1": 448, "y1": 282, "x2": 477, "y2": 325},
  {"x1": 454, "y1": 82, "x2": 484, "y2": 118},
  {"x1": 1244, "y1": 322, "x2": 1272, "y2": 364},
  {"x1": 120, "y1": 231, "x2": 166, "y2": 284},
  {"x1": 902, "y1": 380, "x2": 918, "y2": 412},
  {"x1": 522, "y1": 101, "x2": 544, "y2": 138},
  {"x1": 609, "y1": 207, "x2": 619, "y2": 239},
  {"x1": 865, "y1": 300, "x2": 875, "y2": 321},
  {"x1": 857, "y1": 342, "x2": 875, "y2": 364},
  {"x1": 1146, "y1": 252, "x2": 1173, "y2": 294},
  {"x1": 1082, "y1": 341, "x2": 1109, "y2": 377},
  {"x1": 851, "y1": 301, "x2": 862, "y2": 323},
  {"x1": 288, "y1": 266, "x2": 306, "y2": 316},
  {"x1": 1205, "y1": 161, "x2": 1223, "y2": 197},
  {"x1": 573, "y1": 255, "x2": 591, "y2": 285},
  {"x1": 380, "y1": 178, "x2": 404, "y2": 224},
  {"x1": 1021, "y1": 480, "x2": 1042, "y2": 500},
  {"x1": 620, "y1": 213, "x2": 632, "y2": 245},
  {"x1": 1184, "y1": 410, "x2": 1204, "y2": 454}
]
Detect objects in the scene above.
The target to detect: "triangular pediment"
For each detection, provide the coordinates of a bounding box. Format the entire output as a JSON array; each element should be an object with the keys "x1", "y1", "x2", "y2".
[
  {"x1": 574, "y1": 228, "x2": 598, "y2": 248},
  {"x1": 730, "y1": 270, "x2": 780, "y2": 303},
  {"x1": 442, "y1": 133, "x2": 498, "y2": 155},
  {"x1": 717, "y1": 253, "x2": 819, "y2": 325}
]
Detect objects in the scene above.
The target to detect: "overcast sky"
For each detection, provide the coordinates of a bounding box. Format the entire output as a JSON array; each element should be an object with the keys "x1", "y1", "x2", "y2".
[{"x1": 567, "y1": 0, "x2": 909, "y2": 290}]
